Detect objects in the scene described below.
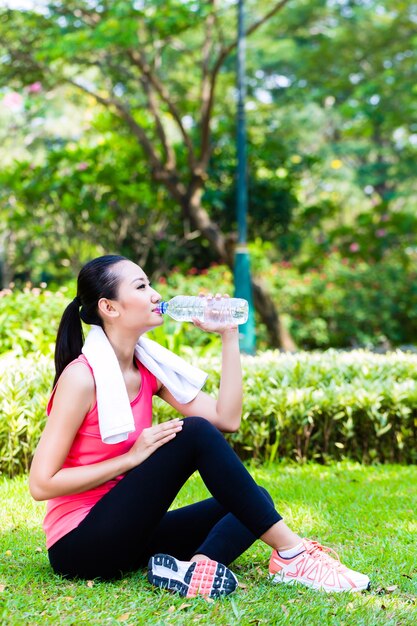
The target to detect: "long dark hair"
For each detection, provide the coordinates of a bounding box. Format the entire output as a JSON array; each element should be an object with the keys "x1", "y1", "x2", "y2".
[{"x1": 53, "y1": 254, "x2": 127, "y2": 386}]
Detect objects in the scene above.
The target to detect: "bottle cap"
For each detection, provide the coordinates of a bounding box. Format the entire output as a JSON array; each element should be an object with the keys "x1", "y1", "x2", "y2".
[{"x1": 157, "y1": 301, "x2": 168, "y2": 314}]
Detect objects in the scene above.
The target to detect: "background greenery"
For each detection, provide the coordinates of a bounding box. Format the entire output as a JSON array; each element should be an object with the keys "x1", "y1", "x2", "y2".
[
  {"x1": 2, "y1": 341, "x2": 417, "y2": 477},
  {"x1": 0, "y1": 4, "x2": 416, "y2": 619},
  {"x1": 0, "y1": 0, "x2": 416, "y2": 349},
  {"x1": 2, "y1": 260, "x2": 417, "y2": 477}
]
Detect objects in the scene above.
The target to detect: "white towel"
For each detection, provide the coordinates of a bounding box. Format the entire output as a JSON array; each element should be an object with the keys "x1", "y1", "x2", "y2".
[{"x1": 81, "y1": 325, "x2": 207, "y2": 444}]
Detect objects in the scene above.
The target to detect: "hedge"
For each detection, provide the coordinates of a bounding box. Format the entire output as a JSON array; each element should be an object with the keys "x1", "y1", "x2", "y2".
[{"x1": 1, "y1": 349, "x2": 417, "y2": 477}]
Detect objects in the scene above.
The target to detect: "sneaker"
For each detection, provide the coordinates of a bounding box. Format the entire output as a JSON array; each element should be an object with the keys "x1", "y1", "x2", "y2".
[
  {"x1": 269, "y1": 539, "x2": 370, "y2": 592},
  {"x1": 148, "y1": 553, "x2": 238, "y2": 598}
]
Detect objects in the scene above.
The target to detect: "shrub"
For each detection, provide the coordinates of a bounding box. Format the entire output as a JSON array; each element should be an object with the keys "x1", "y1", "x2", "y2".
[
  {"x1": 0, "y1": 352, "x2": 52, "y2": 477},
  {"x1": 0, "y1": 271, "x2": 226, "y2": 358},
  {"x1": 4, "y1": 253, "x2": 416, "y2": 355},
  {"x1": 0, "y1": 286, "x2": 70, "y2": 355},
  {"x1": 260, "y1": 252, "x2": 417, "y2": 349},
  {"x1": 3, "y1": 349, "x2": 416, "y2": 477}
]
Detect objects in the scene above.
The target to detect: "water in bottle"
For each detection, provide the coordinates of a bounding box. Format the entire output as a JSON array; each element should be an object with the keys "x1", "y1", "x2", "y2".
[{"x1": 156, "y1": 296, "x2": 249, "y2": 325}]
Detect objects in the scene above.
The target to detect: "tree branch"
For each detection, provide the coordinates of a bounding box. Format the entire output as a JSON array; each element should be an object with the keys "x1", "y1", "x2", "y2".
[
  {"x1": 66, "y1": 78, "x2": 160, "y2": 167},
  {"x1": 66, "y1": 78, "x2": 187, "y2": 201},
  {"x1": 199, "y1": 1, "x2": 216, "y2": 168},
  {"x1": 199, "y1": 0, "x2": 291, "y2": 169},
  {"x1": 140, "y1": 76, "x2": 177, "y2": 171},
  {"x1": 127, "y1": 49, "x2": 196, "y2": 167},
  {"x1": 215, "y1": 0, "x2": 292, "y2": 71}
]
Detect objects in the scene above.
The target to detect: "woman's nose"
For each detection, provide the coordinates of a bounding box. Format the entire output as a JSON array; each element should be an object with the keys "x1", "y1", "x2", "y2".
[{"x1": 151, "y1": 289, "x2": 161, "y2": 302}]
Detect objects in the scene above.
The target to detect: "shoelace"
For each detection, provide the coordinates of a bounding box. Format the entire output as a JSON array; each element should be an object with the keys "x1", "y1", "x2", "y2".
[{"x1": 303, "y1": 540, "x2": 345, "y2": 571}]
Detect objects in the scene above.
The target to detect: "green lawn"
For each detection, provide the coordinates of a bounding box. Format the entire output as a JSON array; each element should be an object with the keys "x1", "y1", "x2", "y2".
[{"x1": 1, "y1": 463, "x2": 416, "y2": 625}]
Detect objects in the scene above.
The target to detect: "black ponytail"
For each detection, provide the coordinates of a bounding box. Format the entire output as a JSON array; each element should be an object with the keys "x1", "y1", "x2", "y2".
[
  {"x1": 53, "y1": 254, "x2": 127, "y2": 387},
  {"x1": 53, "y1": 298, "x2": 84, "y2": 387}
]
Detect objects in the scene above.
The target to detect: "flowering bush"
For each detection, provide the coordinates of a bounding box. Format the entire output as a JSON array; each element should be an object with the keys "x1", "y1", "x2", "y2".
[
  {"x1": 0, "y1": 276, "x2": 224, "y2": 359},
  {"x1": 262, "y1": 252, "x2": 417, "y2": 349},
  {"x1": 1, "y1": 253, "x2": 416, "y2": 355}
]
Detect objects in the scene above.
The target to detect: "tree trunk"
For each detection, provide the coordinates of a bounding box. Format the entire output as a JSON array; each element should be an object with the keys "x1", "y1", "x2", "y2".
[
  {"x1": 252, "y1": 276, "x2": 296, "y2": 351},
  {"x1": 0, "y1": 235, "x2": 13, "y2": 288},
  {"x1": 183, "y1": 184, "x2": 297, "y2": 350}
]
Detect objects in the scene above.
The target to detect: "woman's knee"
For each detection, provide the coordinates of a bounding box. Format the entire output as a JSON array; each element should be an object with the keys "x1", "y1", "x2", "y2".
[
  {"x1": 182, "y1": 415, "x2": 219, "y2": 434},
  {"x1": 258, "y1": 485, "x2": 274, "y2": 506},
  {"x1": 180, "y1": 415, "x2": 224, "y2": 447}
]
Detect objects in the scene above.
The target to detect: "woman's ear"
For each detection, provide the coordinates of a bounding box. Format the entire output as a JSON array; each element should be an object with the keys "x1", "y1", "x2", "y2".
[{"x1": 97, "y1": 297, "x2": 119, "y2": 319}]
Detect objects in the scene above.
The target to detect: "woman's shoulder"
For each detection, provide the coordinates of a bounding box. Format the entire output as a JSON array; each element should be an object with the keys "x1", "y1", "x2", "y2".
[
  {"x1": 58, "y1": 356, "x2": 95, "y2": 388},
  {"x1": 47, "y1": 356, "x2": 96, "y2": 415},
  {"x1": 61, "y1": 357, "x2": 95, "y2": 386}
]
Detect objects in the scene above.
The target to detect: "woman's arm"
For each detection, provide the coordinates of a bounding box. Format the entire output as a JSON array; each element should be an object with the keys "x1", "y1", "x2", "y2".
[
  {"x1": 29, "y1": 363, "x2": 183, "y2": 501},
  {"x1": 159, "y1": 325, "x2": 243, "y2": 432}
]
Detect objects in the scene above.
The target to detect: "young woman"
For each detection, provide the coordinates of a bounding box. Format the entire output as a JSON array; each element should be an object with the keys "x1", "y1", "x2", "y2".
[{"x1": 29, "y1": 255, "x2": 370, "y2": 597}]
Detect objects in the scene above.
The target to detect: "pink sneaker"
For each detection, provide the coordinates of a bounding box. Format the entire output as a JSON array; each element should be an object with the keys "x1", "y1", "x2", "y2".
[{"x1": 269, "y1": 539, "x2": 370, "y2": 592}]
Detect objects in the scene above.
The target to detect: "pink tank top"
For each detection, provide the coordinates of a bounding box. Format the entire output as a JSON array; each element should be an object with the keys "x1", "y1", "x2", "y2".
[{"x1": 43, "y1": 355, "x2": 158, "y2": 549}]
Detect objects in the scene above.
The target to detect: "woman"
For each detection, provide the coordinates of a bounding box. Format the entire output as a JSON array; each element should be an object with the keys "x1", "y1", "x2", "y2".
[{"x1": 29, "y1": 255, "x2": 370, "y2": 597}]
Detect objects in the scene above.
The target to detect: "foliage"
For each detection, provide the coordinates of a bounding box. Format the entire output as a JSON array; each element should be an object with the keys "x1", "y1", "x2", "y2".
[
  {"x1": 1, "y1": 465, "x2": 417, "y2": 624},
  {"x1": 0, "y1": 286, "x2": 70, "y2": 355},
  {"x1": 0, "y1": 0, "x2": 294, "y2": 288},
  {"x1": 2, "y1": 348, "x2": 417, "y2": 478},
  {"x1": 0, "y1": 353, "x2": 52, "y2": 478},
  {"x1": 262, "y1": 251, "x2": 417, "y2": 349},
  {"x1": 256, "y1": 0, "x2": 417, "y2": 209},
  {"x1": 157, "y1": 349, "x2": 417, "y2": 465},
  {"x1": 0, "y1": 127, "x2": 202, "y2": 284},
  {"x1": 0, "y1": 0, "x2": 416, "y2": 291},
  {"x1": 1, "y1": 249, "x2": 417, "y2": 359},
  {"x1": 0, "y1": 266, "x2": 230, "y2": 357}
]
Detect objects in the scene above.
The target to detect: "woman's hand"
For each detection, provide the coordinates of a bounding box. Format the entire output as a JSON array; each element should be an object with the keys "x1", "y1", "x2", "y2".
[
  {"x1": 126, "y1": 418, "x2": 183, "y2": 468},
  {"x1": 192, "y1": 293, "x2": 239, "y2": 336}
]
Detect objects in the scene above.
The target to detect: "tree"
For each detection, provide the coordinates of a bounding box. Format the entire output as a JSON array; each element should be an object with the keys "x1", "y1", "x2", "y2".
[
  {"x1": 254, "y1": 0, "x2": 417, "y2": 225},
  {"x1": 0, "y1": 0, "x2": 296, "y2": 348}
]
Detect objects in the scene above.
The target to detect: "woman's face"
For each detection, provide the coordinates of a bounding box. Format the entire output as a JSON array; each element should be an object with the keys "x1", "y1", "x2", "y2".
[{"x1": 105, "y1": 260, "x2": 163, "y2": 331}]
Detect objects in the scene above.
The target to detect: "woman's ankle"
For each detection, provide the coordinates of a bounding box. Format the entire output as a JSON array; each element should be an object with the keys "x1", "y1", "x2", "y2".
[{"x1": 261, "y1": 520, "x2": 302, "y2": 552}]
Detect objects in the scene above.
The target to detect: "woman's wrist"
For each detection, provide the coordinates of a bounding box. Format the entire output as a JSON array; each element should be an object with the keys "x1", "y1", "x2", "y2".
[{"x1": 219, "y1": 327, "x2": 239, "y2": 340}]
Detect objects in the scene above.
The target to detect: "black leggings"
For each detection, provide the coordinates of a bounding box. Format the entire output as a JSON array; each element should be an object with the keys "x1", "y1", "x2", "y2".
[{"x1": 48, "y1": 416, "x2": 282, "y2": 579}]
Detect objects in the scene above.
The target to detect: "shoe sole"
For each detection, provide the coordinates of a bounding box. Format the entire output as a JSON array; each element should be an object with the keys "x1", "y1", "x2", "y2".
[
  {"x1": 148, "y1": 554, "x2": 238, "y2": 598},
  {"x1": 269, "y1": 571, "x2": 371, "y2": 593}
]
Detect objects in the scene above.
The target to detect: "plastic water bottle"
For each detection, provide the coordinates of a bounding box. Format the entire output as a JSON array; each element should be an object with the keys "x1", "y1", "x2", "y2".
[{"x1": 156, "y1": 296, "x2": 249, "y2": 325}]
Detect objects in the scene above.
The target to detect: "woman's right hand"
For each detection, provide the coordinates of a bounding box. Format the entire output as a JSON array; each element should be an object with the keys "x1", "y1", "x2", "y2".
[{"x1": 127, "y1": 418, "x2": 183, "y2": 468}]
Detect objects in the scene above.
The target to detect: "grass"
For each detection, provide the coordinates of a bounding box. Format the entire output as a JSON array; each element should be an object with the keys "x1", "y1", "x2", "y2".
[{"x1": 1, "y1": 462, "x2": 416, "y2": 625}]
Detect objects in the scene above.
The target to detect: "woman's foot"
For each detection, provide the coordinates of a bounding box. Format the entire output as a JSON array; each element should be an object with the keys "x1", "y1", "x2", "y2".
[
  {"x1": 269, "y1": 539, "x2": 370, "y2": 592},
  {"x1": 148, "y1": 553, "x2": 238, "y2": 598}
]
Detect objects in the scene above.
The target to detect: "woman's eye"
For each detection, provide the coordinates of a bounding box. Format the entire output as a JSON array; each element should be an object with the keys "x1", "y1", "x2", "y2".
[{"x1": 137, "y1": 284, "x2": 146, "y2": 290}]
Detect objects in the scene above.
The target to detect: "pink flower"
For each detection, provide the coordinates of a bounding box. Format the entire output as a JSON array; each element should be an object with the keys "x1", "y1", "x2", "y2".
[
  {"x1": 76, "y1": 162, "x2": 89, "y2": 171},
  {"x1": 2, "y1": 91, "x2": 23, "y2": 110},
  {"x1": 349, "y1": 242, "x2": 360, "y2": 252},
  {"x1": 380, "y1": 214, "x2": 390, "y2": 222},
  {"x1": 375, "y1": 229, "x2": 386, "y2": 238},
  {"x1": 27, "y1": 81, "x2": 42, "y2": 94}
]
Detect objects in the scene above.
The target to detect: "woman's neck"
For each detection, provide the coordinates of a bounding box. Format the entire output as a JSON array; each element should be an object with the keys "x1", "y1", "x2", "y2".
[{"x1": 104, "y1": 327, "x2": 140, "y2": 372}]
